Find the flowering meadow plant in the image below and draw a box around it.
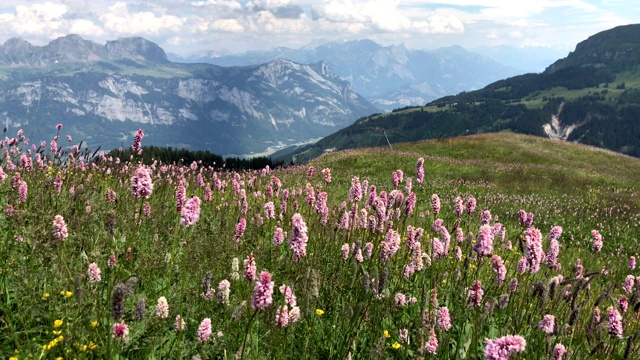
[0,129,639,358]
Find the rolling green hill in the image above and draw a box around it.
[277,24,640,163]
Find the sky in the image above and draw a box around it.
[0,0,637,57]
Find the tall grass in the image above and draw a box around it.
[1,129,639,359]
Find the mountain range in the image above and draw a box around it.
[0,35,377,156]
[168,40,522,110]
[276,24,640,162]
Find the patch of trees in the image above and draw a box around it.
[110,145,284,170]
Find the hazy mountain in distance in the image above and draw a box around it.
[472,45,569,73]
[168,39,523,110]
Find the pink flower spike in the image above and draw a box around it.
[251,270,274,311]
[197,318,212,342]
[87,262,101,283]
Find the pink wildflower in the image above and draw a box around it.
[416,157,425,184]
[619,295,628,313]
[467,280,484,308]
[538,314,555,334]
[244,253,256,281]
[175,315,186,331]
[481,210,492,225]
[251,270,275,311]
[275,305,289,327]
[467,196,476,214]
[108,255,117,268]
[364,242,373,258]
[279,284,297,307]
[341,243,350,261]
[404,192,416,215]
[349,176,363,202]
[395,293,406,306]
[379,229,401,262]
[234,218,247,243]
[180,196,201,227]
[623,275,635,293]
[491,255,506,285]
[525,212,534,228]
[130,166,153,199]
[155,296,169,319]
[132,129,144,152]
[454,196,465,216]
[87,262,101,283]
[474,224,494,257]
[437,307,452,331]
[197,318,212,342]
[113,321,129,342]
[175,185,186,212]
[629,256,636,270]
[272,227,285,246]
[546,239,560,267]
[591,230,603,252]
[288,213,309,261]
[484,335,526,360]
[264,201,275,219]
[306,166,314,179]
[517,257,527,274]
[425,329,438,354]
[52,215,68,240]
[552,343,567,360]
[305,183,315,206]
[18,180,27,203]
[321,167,332,183]
[524,227,545,273]
[607,306,623,338]
[431,194,441,215]
[549,226,563,241]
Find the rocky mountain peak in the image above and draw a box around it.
[105,37,168,63]
[0,35,168,67]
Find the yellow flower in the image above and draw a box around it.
[315,309,325,316]
[90,321,99,328]
[43,292,50,299]
[64,291,73,297]
[88,341,97,350]
[384,330,390,338]
[9,357,18,360]
[54,320,63,328]
[442,279,447,285]
[52,330,62,336]
[392,342,401,349]
[55,357,63,360]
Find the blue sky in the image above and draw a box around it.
[0,0,636,56]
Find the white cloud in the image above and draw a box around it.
[100,2,184,35]
[0,2,68,35]
[311,0,463,35]
[248,0,292,9]
[191,0,243,10]
[210,18,245,32]
[69,19,105,37]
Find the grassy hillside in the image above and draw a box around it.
[1,131,640,359]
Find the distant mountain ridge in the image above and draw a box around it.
[0,35,377,156]
[276,24,640,162]
[169,39,522,110]
[0,35,168,66]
